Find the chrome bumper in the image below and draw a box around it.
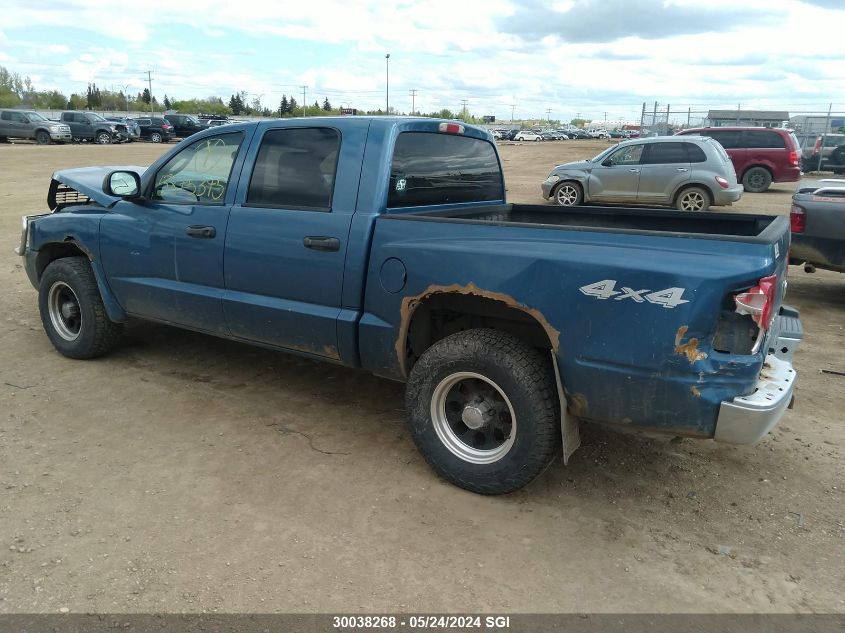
[15,213,50,256]
[714,309,802,444]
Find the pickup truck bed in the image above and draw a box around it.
[405,203,781,239]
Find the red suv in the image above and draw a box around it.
[675,127,801,192]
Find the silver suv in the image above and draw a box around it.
[541,136,742,211]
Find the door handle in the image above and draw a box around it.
[303,236,340,252]
[185,225,216,239]
[677,168,689,172]
[628,168,640,173]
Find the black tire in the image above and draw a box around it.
[0,135,8,142]
[552,181,584,206]
[742,167,772,193]
[38,257,122,359]
[150,132,162,143]
[676,186,710,211]
[95,131,112,145]
[35,130,51,145]
[405,329,560,495]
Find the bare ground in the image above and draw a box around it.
[0,140,842,614]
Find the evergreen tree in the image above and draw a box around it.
[280,95,289,114]
[288,97,298,114]
[322,97,331,111]
[163,94,172,110]
[142,88,151,105]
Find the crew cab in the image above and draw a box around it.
[59,111,123,144]
[0,109,71,144]
[16,117,802,494]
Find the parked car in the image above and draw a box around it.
[513,130,541,141]
[541,136,742,211]
[0,109,71,144]
[567,129,592,140]
[799,134,845,173]
[59,111,123,144]
[589,129,610,139]
[790,179,845,273]
[675,127,802,193]
[164,113,209,138]
[105,116,140,142]
[205,119,231,127]
[133,117,175,143]
[16,117,800,495]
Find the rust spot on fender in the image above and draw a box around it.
[690,385,701,398]
[566,392,589,417]
[396,282,561,375]
[674,325,707,363]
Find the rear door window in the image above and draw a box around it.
[246,127,340,210]
[745,131,786,149]
[684,142,707,163]
[388,132,503,208]
[640,142,688,164]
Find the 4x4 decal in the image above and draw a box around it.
[579,279,689,309]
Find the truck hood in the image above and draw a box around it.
[52,165,147,208]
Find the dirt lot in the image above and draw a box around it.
[0,139,842,614]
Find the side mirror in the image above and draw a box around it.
[103,170,142,198]
[601,159,613,167]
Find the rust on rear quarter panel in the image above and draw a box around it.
[396,282,561,375]
[674,325,708,363]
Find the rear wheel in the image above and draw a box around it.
[38,257,122,359]
[35,130,51,145]
[742,167,772,193]
[405,329,560,495]
[95,131,112,144]
[150,132,162,143]
[553,181,583,206]
[676,186,710,211]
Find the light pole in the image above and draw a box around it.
[385,53,390,114]
[120,83,131,112]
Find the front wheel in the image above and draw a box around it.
[150,132,162,143]
[96,131,112,144]
[742,167,772,193]
[405,329,560,495]
[553,181,583,206]
[38,257,122,359]
[35,130,51,145]
[676,186,710,211]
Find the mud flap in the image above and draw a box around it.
[551,351,580,464]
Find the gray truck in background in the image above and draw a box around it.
[0,109,72,144]
[59,111,124,144]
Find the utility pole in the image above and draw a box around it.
[144,70,154,114]
[409,89,418,115]
[511,100,516,124]
[301,85,307,117]
[817,103,833,172]
[385,54,390,114]
[546,108,552,122]
[460,99,468,121]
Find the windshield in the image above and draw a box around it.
[86,113,107,122]
[26,112,48,122]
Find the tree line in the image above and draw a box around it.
[1,64,504,124]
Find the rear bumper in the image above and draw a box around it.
[714,308,802,444]
[713,185,743,205]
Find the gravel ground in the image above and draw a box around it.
[0,139,842,614]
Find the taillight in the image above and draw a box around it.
[789,150,799,166]
[790,204,806,233]
[813,136,821,153]
[715,176,729,189]
[735,274,777,332]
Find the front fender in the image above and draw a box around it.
[27,212,127,323]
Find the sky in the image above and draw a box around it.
[0,0,843,123]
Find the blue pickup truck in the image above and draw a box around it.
[16,117,803,494]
